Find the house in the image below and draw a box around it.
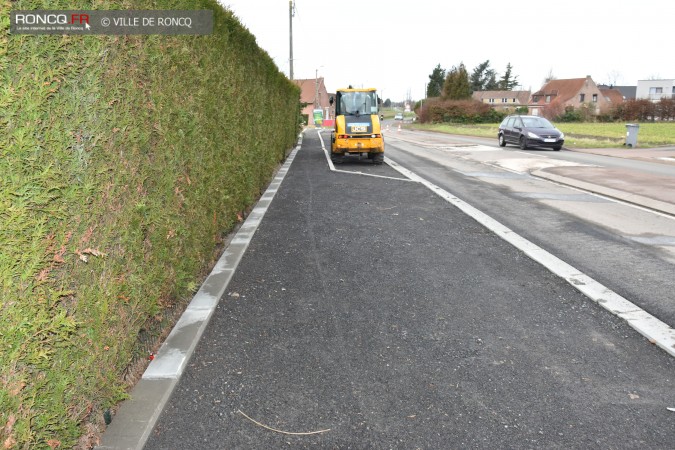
[636,79,675,101]
[598,84,636,100]
[472,90,531,110]
[529,76,612,116]
[293,77,330,126]
[598,87,625,105]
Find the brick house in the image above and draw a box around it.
[472,90,531,110]
[529,76,613,116]
[293,77,330,126]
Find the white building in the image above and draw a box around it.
[636,79,675,101]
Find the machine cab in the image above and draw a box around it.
[330,89,378,117]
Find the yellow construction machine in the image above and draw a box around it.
[329,87,384,164]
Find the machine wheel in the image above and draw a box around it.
[498,134,506,147]
[519,136,529,150]
[553,145,562,151]
[331,153,344,164]
[372,153,384,165]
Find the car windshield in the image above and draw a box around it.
[339,91,378,115]
[521,117,554,128]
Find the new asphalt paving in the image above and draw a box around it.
[99,131,675,449]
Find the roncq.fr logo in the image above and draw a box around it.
[14,13,91,27]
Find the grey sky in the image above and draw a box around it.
[220,0,674,101]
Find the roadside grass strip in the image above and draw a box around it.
[384,156,675,358]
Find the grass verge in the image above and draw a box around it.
[411,122,675,148]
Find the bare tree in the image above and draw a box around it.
[543,68,556,84]
[606,70,621,87]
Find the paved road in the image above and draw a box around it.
[97,130,675,449]
[383,130,675,330]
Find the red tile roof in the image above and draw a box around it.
[532,78,588,104]
[600,88,624,104]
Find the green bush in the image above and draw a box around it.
[418,98,506,124]
[556,106,584,122]
[1,0,300,447]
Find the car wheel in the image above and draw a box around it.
[519,136,528,150]
[498,134,506,147]
[553,145,562,151]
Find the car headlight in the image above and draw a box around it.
[559,132,565,139]
[527,131,539,139]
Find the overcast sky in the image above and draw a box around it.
[219,0,674,101]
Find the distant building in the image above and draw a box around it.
[472,90,531,110]
[529,76,613,115]
[636,79,675,101]
[293,77,330,126]
[598,87,625,105]
[598,85,636,100]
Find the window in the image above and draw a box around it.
[650,87,663,94]
[502,98,508,103]
[533,95,539,102]
[579,93,585,102]
[545,95,551,103]
[489,98,495,103]
[592,94,598,102]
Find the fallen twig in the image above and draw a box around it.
[237,410,331,436]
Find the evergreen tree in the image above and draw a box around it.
[427,64,446,98]
[485,70,499,90]
[498,62,519,90]
[442,63,472,100]
[470,60,500,92]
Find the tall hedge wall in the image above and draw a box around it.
[0,0,300,447]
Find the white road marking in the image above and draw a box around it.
[385,155,675,358]
[317,130,413,182]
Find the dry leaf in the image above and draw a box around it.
[81,248,106,257]
[628,393,640,400]
[36,268,50,282]
[4,414,16,432]
[75,249,88,262]
[4,436,17,449]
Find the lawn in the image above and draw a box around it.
[412,122,675,148]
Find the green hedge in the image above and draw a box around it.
[0,0,300,447]
[418,98,506,124]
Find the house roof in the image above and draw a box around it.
[532,78,589,104]
[599,88,624,104]
[598,85,636,100]
[472,90,531,103]
[293,78,327,105]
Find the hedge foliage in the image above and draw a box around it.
[1,0,300,447]
[418,98,506,124]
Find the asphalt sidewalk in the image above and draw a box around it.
[99,130,675,449]
[532,146,675,216]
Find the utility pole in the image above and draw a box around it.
[315,68,320,108]
[289,0,294,80]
